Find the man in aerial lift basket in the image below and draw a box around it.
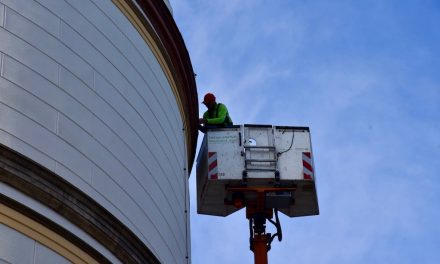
[198,92,233,133]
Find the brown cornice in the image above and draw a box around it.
[0,144,160,264]
[119,0,199,171]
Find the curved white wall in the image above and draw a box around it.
[0,223,69,264]
[0,0,189,263]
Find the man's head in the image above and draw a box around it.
[203,93,216,109]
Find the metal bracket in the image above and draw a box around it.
[242,170,248,185]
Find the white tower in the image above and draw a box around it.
[0,0,197,263]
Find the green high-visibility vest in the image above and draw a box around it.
[203,103,233,126]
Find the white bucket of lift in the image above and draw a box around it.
[196,125,319,217]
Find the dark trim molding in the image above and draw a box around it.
[0,144,160,264]
[122,0,199,171]
[0,194,109,263]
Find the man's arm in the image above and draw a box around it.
[199,111,209,125]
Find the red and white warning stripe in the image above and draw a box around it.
[208,152,218,180]
[302,152,314,180]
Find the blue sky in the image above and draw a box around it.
[171,1,440,263]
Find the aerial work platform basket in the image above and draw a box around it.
[196,124,319,218]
